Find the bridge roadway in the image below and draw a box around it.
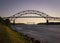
[3,16,60,21]
[11,24,60,43]
[3,16,60,18]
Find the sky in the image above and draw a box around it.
[0,0,60,24]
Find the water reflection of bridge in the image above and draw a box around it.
[3,10,60,24]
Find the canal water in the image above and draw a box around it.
[11,25,60,43]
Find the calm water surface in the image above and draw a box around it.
[11,25,60,43]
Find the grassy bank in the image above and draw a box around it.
[0,22,33,43]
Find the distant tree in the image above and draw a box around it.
[4,19,10,26]
[0,16,5,24]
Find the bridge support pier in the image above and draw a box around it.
[13,20,15,24]
[46,20,49,24]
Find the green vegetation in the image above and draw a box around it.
[0,17,32,43]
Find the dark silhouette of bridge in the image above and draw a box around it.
[3,10,60,24]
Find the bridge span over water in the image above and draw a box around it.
[3,10,60,24]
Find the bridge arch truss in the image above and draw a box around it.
[4,10,60,24]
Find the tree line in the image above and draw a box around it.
[0,16,10,26]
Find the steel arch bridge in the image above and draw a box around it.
[3,10,60,23]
